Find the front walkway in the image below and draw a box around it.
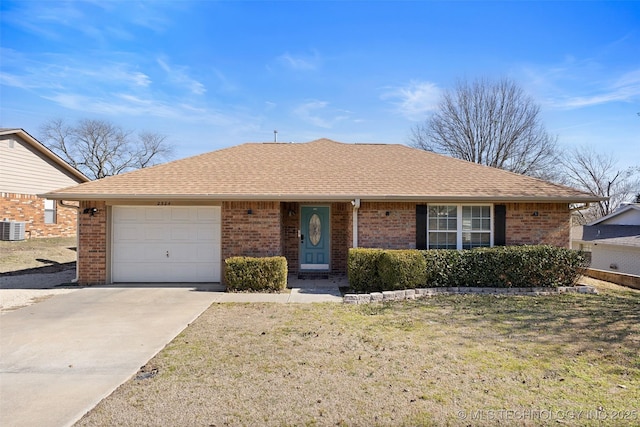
[195,275,345,303]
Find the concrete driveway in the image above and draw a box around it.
[0,284,220,427]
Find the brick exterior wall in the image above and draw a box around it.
[1,193,78,238]
[77,201,107,285]
[331,202,350,275]
[281,202,299,273]
[357,202,416,249]
[221,201,282,259]
[73,199,572,285]
[505,203,570,247]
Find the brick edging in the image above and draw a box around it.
[343,286,597,304]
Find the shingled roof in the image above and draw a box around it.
[43,138,600,202]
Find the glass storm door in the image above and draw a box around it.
[300,206,330,270]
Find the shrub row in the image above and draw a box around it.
[224,256,288,292]
[348,246,587,293]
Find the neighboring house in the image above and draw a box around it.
[0,128,89,239]
[43,138,600,285]
[572,204,640,279]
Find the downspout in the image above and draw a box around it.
[352,198,360,248]
[58,200,80,283]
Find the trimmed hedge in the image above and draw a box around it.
[378,250,427,291]
[347,248,385,292]
[348,246,588,292]
[225,256,288,292]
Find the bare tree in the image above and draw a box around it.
[559,146,639,223]
[410,77,558,178]
[40,118,173,180]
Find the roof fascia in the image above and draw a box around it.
[40,192,604,204]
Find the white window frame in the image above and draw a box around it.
[44,199,56,224]
[427,204,494,250]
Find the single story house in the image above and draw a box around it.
[572,203,640,282]
[43,138,600,285]
[1,128,89,239]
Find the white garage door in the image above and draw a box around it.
[112,206,221,283]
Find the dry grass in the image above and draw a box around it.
[76,282,639,427]
[0,237,76,274]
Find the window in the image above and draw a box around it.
[428,205,458,249]
[427,204,492,250]
[44,199,56,224]
[462,205,491,249]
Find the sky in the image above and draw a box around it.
[1,1,639,170]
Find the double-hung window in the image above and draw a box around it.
[427,204,492,250]
[44,199,56,224]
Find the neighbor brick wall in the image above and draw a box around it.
[221,201,282,260]
[1,193,78,238]
[77,200,107,285]
[505,203,570,247]
[357,202,416,249]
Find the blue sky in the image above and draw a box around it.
[1,1,638,169]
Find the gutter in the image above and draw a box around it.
[40,193,607,204]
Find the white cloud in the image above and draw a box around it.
[292,100,350,128]
[382,81,441,121]
[521,60,640,110]
[42,91,235,126]
[278,51,321,71]
[552,70,640,109]
[0,49,152,91]
[157,57,206,95]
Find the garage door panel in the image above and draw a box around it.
[144,225,167,241]
[143,208,166,221]
[170,208,193,222]
[197,207,221,222]
[169,225,199,241]
[113,225,144,241]
[113,206,142,222]
[113,243,165,262]
[112,206,221,282]
[196,227,220,242]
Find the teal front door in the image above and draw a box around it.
[300,206,330,271]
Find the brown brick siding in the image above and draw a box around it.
[331,203,350,275]
[281,202,299,273]
[358,202,416,249]
[1,193,78,238]
[73,199,573,285]
[505,203,570,247]
[77,201,107,285]
[221,201,282,259]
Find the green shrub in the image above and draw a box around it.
[422,250,463,287]
[348,246,587,291]
[425,246,587,288]
[378,250,427,290]
[499,245,588,287]
[225,256,288,292]
[347,249,385,292]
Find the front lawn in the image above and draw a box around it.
[76,281,639,426]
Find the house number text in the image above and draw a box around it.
[156,201,171,206]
